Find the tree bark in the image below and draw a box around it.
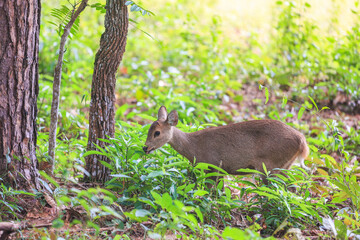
[0,0,41,190]
[85,0,128,182]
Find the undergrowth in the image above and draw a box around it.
[1,0,359,239]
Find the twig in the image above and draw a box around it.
[0,222,52,240]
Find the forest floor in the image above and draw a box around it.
[6,83,360,240]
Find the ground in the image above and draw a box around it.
[5,81,359,239]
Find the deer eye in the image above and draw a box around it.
[154,131,160,138]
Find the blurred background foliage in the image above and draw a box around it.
[38,0,360,123]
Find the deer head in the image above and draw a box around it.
[143,106,178,154]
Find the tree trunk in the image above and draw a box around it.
[85,0,128,182]
[0,0,41,190]
[48,0,88,172]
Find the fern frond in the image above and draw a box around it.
[49,2,82,37]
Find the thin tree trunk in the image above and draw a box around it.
[85,0,128,182]
[0,0,41,190]
[48,0,88,172]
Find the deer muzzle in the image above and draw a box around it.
[143,146,154,154]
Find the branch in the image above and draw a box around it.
[0,222,52,240]
[48,0,89,171]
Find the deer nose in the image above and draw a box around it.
[143,146,148,152]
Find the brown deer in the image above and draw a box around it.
[143,106,309,182]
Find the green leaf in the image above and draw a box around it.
[194,162,210,170]
[195,162,228,174]
[193,190,209,197]
[146,170,170,180]
[184,184,195,193]
[265,87,269,104]
[49,4,82,37]
[297,107,305,120]
[331,181,352,196]
[111,174,131,178]
[222,227,246,239]
[334,219,347,240]
[254,190,278,199]
[100,206,125,220]
[152,192,173,210]
[38,178,53,194]
[282,96,288,108]
[236,168,264,176]
[99,160,114,170]
[150,191,162,204]
[320,106,330,111]
[217,179,224,190]
[82,150,107,157]
[138,197,157,209]
[195,207,204,223]
[135,209,151,218]
[113,235,121,240]
[262,163,268,175]
[39,171,60,188]
[308,96,318,111]
[296,203,311,215]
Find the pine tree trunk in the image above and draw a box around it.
[0,0,41,190]
[85,0,128,182]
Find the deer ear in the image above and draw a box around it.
[167,110,178,126]
[158,106,167,121]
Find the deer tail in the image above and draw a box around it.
[299,136,310,171]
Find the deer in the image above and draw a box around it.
[143,106,309,184]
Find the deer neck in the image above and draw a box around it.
[168,127,195,162]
